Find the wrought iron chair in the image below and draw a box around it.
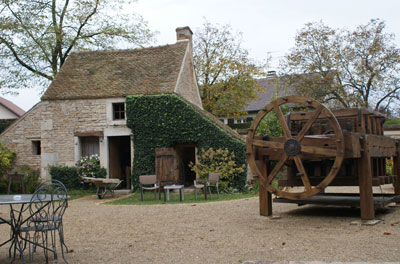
[193,178,207,200]
[34,180,69,256]
[206,173,220,199]
[20,179,69,263]
[139,175,160,201]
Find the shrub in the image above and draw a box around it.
[94,167,107,178]
[21,166,40,193]
[76,154,106,179]
[0,166,40,194]
[49,165,81,189]
[189,148,245,191]
[0,142,16,175]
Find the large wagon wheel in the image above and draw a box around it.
[246,96,345,199]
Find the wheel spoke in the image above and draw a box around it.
[293,156,312,192]
[296,105,323,141]
[266,154,288,185]
[274,104,291,139]
[250,139,284,149]
[301,145,337,157]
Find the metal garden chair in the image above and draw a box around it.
[20,179,69,263]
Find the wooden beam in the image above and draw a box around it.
[394,142,400,195]
[365,135,397,157]
[278,177,382,187]
[357,137,375,220]
[256,158,272,216]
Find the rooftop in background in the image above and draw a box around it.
[245,75,291,113]
[0,97,25,118]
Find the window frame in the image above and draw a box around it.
[112,102,125,120]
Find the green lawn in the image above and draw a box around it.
[106,190,258,205]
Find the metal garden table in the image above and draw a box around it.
[0,194,67,262]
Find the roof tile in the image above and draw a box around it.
[42,42,188,100]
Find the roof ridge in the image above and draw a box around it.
[73,41,187,56]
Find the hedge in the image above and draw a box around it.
[49,165,81,189]
[126,94,247,191]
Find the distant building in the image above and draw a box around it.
[0,97,25,133]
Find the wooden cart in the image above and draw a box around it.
[246,96,400,220]
[83,177,122,199]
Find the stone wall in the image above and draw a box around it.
[0,103,44,170]
[0,98,130,178]
[174,41,203,109]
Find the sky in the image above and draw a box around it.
[4,0,400,111]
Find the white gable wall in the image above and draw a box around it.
[0,104,19,119]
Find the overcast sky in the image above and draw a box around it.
[5,0,400,111]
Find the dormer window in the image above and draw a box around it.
[112,103,125,120]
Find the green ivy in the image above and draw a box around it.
[126,94,247,191]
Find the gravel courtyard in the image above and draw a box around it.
[1,189,400,264]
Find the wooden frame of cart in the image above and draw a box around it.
[246,96,400,220]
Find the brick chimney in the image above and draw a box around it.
[176,26,193,42]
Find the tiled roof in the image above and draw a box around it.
[42,42,188,100]
[0,97,25,117]
[245,76,294,112]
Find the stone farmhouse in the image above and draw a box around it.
[0,27,203,188]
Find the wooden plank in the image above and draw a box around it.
[155,148,178,183]
[357,137,375,220]
[274,193,400,208]
[378,176,385,185]
[360,112,367,134]
[74,131,104,137]
[255,132,361,158]
[289,108,363,121]
[365,135,397,157]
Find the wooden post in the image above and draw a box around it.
[393,141,400,195]
[357,135,375,220]
[256,157,272,216]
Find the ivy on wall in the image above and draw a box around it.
[126,94,246,190]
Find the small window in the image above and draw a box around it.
[112,103,125,120]
[32,140,41,155]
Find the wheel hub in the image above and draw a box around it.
[284,138,301,156]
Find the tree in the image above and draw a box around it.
[0,0,153,93]
[193,20,266,118]
[281,19,400,113]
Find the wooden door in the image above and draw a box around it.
[155,148,178,183]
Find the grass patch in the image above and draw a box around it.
[67,189,96,200]
[106,190,258,205]
[385,118,400,125]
